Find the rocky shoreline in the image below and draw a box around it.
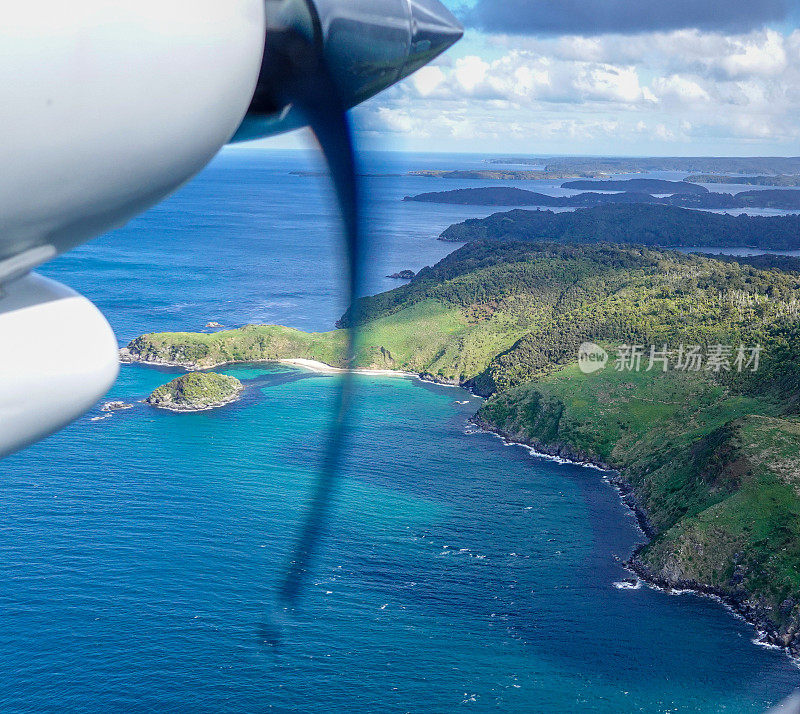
[627,556,800,659]
[469,414,800,662]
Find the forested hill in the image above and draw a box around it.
[441,204,800,250]
[127,243,800,652]
[406,186,800,210]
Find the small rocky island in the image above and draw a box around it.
[146,372,243,412]
[387,270,416,279]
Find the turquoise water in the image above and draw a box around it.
[3,363,799,711]
[2,150,800,711]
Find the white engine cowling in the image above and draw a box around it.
[0,0,267,271]
[0,1,267,456]
[0,273,119,458]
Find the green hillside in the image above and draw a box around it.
[125,242,800,652]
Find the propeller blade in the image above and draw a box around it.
[254,28,364,642]
[277,79,363,609]
[768,693,800,714]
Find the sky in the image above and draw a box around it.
[252,0,800,156]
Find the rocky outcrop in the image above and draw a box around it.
[146,372,243,412]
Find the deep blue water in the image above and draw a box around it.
[2,150,800,712]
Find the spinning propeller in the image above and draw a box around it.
[238,0,462,632]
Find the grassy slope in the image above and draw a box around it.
[478,363,800,646]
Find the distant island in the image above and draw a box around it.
[686,175,800,186]
[487,156,800,175]
[409,169,604,180]
[124,241,800,655]
[406,187,660,207]
[561,178,708,194]
[145,372,243,412]
[440,204,800,249]
[406,185,800,210]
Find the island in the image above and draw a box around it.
[100,401,134,412]
[439,203,800,249]
[145,372,243,412]
[405,187,657,207]
[561,178,708,194]
[686,174,800,187]
[409,169,605,180]
[387,270,416,279]
[124,238,800,656]
[405,187,800,211]
[487,156,800,175]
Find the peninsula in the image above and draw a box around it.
[439,204,800,249]
[124,241,800,656]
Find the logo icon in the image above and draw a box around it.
[578,342,608,374]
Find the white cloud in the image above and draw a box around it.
[652,74,711,104]
[411,66,445,97]
[719,30,787,78]
[454,56,490,93]
[355,25,800,153]
[655,123,675,140]
[572,64,649,103]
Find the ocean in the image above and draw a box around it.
[2,149,799,712]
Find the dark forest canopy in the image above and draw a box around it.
[440,204,800,250]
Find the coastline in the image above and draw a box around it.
[278,358,417,378]
[468,414,800,662]
[120,350,418,379]
[148,393,242,413]
[123,347,800,662]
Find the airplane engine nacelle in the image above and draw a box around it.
[0,274,119,458]
[0,0,268,277]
